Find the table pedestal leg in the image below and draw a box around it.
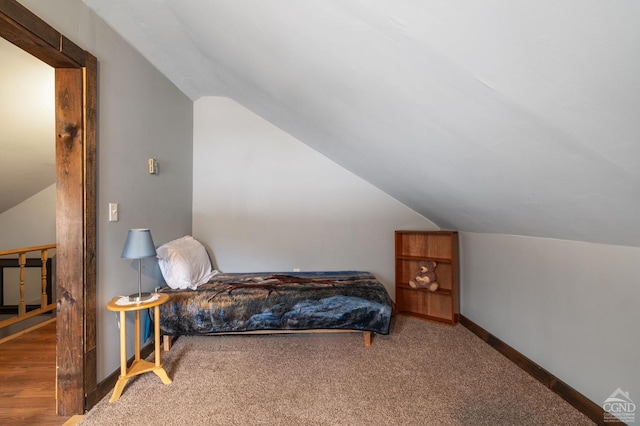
[109,304,172,403]
[110,311,129,402]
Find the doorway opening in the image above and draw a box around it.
[0,1,98,415]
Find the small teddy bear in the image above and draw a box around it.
[408,261,439,292]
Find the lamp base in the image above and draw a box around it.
[128,292,153,303]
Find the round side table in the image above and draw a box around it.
[106,293,172,402]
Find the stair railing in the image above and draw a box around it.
[0,244,56,329]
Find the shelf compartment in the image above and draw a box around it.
[396,259,453,292]
[396,287,455,324]
[396,231,455,259]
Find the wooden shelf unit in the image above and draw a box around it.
[395,230,459,325]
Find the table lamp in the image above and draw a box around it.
[121,228,156,302]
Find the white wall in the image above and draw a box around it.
[21,0,194,380]
[193,97,436,297]
[0,184,56,250]
[460,231,640,409]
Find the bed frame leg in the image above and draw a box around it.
[163,335,172,352]
[363,331,372,347]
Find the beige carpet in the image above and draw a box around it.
[81,316,593,425]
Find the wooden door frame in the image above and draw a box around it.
[0,0,97,415]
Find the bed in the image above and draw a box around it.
[154,237,392,348]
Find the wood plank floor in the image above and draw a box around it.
[0,320,71,426]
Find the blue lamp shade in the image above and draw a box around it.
[121,229,156,259]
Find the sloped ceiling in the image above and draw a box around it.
[82,0,640,247]
[0,37,55,214]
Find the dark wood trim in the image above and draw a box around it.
[83,52,99,403]
[0,0,98,416]
[60,35,87,66]
[55,67,86,415]
[0,0,59,45]
[459,315,624,426]
[0,0,83,67]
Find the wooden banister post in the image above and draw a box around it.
[18,252,26,316]
[41,249,49,308]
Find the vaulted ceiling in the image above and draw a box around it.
[82,0,640,247]
[0,37,54,214]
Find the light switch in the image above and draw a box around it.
[109,203,119,222]
[148,158,158,174]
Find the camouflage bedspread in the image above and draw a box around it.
[158,271,392,335]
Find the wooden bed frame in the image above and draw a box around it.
[162,329,372,351]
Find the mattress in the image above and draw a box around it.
[158,271,392,336]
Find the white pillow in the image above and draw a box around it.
[156,236,218,290]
